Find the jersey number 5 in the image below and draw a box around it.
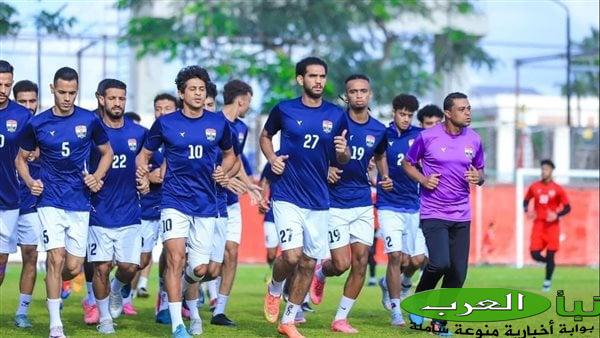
[61,141,70,157]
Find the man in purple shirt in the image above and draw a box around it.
[402,92,484,333]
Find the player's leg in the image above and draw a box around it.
[61,210,89,282]
[542,224,560,292]
[212,203,242,325]
[14,212,40,328]
[265,201,304,324]
[160,209,190,335]
[399,213,426,299]
[138,219,158,297]
[264,221,279,270]
[377,209,404,323]
[87,225,116,333]
[109,225,142,319]
[440,221,470,288]
[367,235,377,286]
[155,247,171,324]
[415,219,451,292]
[137,260,152,297]
[82,258,98,324]
[312,207,351,304]
[0,209,20,285]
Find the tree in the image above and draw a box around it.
[118,0,495,112]
[0,3,21,37]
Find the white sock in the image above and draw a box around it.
[138,276,148,290]
[281,301,300,324]
[402,274,412,286]
[123,289,132,305]
[85,282,96,305]
[168,302,184,332]
[16,293,32,316]
[185,299,200,320]
[111,277,125,294]
[158,290,169,312]
[315,265,326,281]
[47,298,62,328]
[207,279,219,301]
[390,298,401,315]
[303,292,310,304]
[96,296,111,321]
[334,296,356,321]
[268,279,284,297]
[213,293,229,315]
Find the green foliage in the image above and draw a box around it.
[0,3,21,37]
[119,0,495,112]
[563,27,599,98]
[34,5,77,37]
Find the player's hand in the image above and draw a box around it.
[421,173,441,190]
[84,173,103,193]
[28,179,44,196]
[334,129,348,155]
[213,165,229,187]
[328,167,343,184]
[465,165,480,185]
[136,164,149,180]
[270,154,289,175]
[378,175,393,191]
[247,184,264,205]
[136,176,150,194]
[258,199,270,214]
[227,177,247,195]
[526,210,536,220]
[546,211,558,222]
[27,148,40,162]
[148,168,163,184]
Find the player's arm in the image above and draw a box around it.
[402,134,440,190]
[260,105,288,175]
[136,148,154,178]
[374,152,393,191]
[334,129,350,164]
[213,147,236,187]
[235,163,263,204]
[15,148,44,196]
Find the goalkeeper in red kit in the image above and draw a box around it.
[523,159,571,292]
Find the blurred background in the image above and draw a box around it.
[1,0,598,267]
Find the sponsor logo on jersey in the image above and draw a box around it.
[75,125,87,138]
[205,128,217,141]
[365,135,375,147]
[322,120,333,133]
[408,138,414,147]
[128,138,138,151]
[464,146,474,159]
[6,119,17,132]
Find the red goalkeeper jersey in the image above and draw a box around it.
[525,180,569,222]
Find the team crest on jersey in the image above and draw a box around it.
[365,135,375,147]
[75,125,87,138]
[408,139,414,147]
[205,128,217,141]
[128,138,138,151]
[6,119,17,132]
[464,146,474,159]
[322,120,333,133]
[238,132,245,144]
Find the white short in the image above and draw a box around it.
[37,207,89,257]
[328,206,374,250]
[211,217,227,264]
[17,212,42,246]
[272,200,329,259]
[377,209,409,254]
[140,219,160,253]
[401,213,428,257]
[225,203,242,244]
[87,225,142,265]
[0,209,20,254]
[160,208,222,267]
[263,221,278,249]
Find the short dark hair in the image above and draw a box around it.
[0,60,14,74]
[541,159,555,169]
[417,104,444,123]
[97,79,126,96]
[13,80,38,98]
[443,92,468,111]
[124,111,141,123]
[223,80,253,105]
[206,82,217,99]
[296,57,328,77]
[344,74,370,84]
[392,94,419,112]
[153,93,178,106]
[175,65,211,92]
[53,67,79,84]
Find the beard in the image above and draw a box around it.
[105,108,123,120]
[304,85,323,99]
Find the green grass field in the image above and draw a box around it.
[1,264,598,337]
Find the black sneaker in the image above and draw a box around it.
[136,287,149,298]
[301,302,315,313]
[211,313,236,326]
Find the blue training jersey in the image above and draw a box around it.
[140,148,163,221]
[144,109,233,217]
[329,113,387,209]
[19,160,40,215]
[226,118,249,206]
[260,162,275,223]
[0,100,31,210]
[90,118,147,228]
[19,106,109,212]
[264,97,348,210]
[376,123,422,212]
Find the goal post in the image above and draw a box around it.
[515,168,600,268]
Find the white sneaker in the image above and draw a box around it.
[109,288,123,319]
[49,326,66,338]
[391,312,406,326]
[97,319,116,334]
[378,277,392,311]
[188,318,203,335]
